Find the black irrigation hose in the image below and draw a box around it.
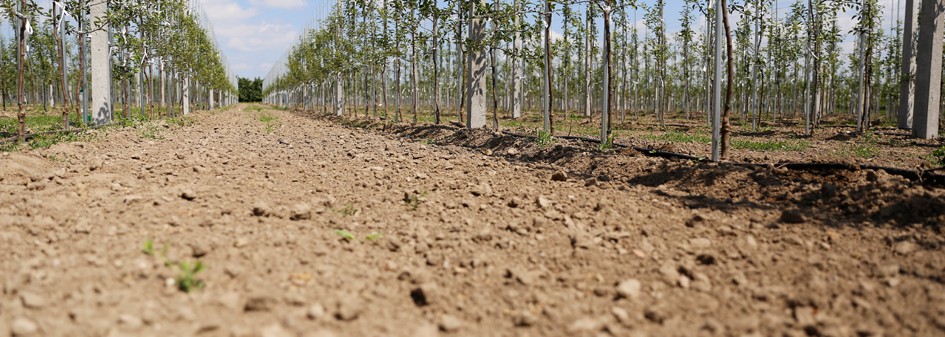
[497,130,945,188]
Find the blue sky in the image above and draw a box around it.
[0,0,906,80]
[208,0,903,80]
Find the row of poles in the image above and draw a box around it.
[9,0,238,142]
[260,0,943,163]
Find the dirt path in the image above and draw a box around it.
[1,104,943,337]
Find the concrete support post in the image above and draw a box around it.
[914,0,944,139]
[90,0,110,125]
[465,2,487,129]
[334,75,344,116]
[899,0,918,129]
[182,77,190,115]
[511,0,522,119]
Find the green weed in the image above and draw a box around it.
[535,129,554,148]
[175,260,205,293]
[365,233,383,241]
[333,203,358,217]
[259,112,280,133]
[929,145,945,167]
[334,229,356,241]
[642,131,711,144]
[732,139,810,151]
[403,191,428,210]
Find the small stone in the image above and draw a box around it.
[410,283,438,306]
[438,315,462,332]
[506,197,521,208]
[659,263,680,285]
[74,219,92,234]
[793,306,817,326]
[611,307,630,324]
[303,329,339,337]
[335,296,363,321]
[567,317,603,333]
[118,314,143,329]
[180,189,197,201]
[252,202,271,217]
[685,214,706,227]
[290,203,312,221]
[689,238,712,249]
[616,279,642,299]
[11,317,38,336]
[780,210,805,224]
[20,292,45,309]
[260,323,294,337]
[512,311,538,327]
[536,196,552,209]
[413,324,439,337]
[189,242,210,258]
[551,171,568,182]
[894,241,917,255]
[244,296,275,312]
[306,303,326,320]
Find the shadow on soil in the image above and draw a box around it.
[296,110,945,230]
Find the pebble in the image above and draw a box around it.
[893,241,917,255]
[19,292,45,309]
[410,283,438,306]
[180,188,197,201]
[567,317,603,333]
[536,195,552,209]
[780,210,805,224]
[413,324,439,337]
[260,323,294,337]
[118,314,143,329]
[689,238,712,249]
[335,296,363,321]
[438,315,462,332]
[616,279,642,299]
[306,303,326,320]
[302,330,339,337]
[611,307,630,324]
[512,311,538,327]
[290,203,312,221]
[659,264,680,285]
[11,317,38,336]
[551,171,568,181]
[244,296,275,312]
[252,202,271,216]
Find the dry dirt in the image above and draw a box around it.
[1,104,944,337]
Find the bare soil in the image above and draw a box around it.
[1,104,944,337]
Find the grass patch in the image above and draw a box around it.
[732,139,810,151]
[642,131,711,144]
[928,145,945,167]
[258,112,280,133]
[535,129,554,148]
[175,260,205,293]
[333,203,358,217]
[836,132,881,159]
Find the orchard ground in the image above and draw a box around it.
[0,103,944,337]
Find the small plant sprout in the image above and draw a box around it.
[365,233,383,241]
[403,191,428,210]
[142,239,155,255]
[335,229,356,241]
[333,203,358,217]
[176,260,206,293]
[535,129,554,148]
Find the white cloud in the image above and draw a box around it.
[202,0,258,22]
[249,0,307,9]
